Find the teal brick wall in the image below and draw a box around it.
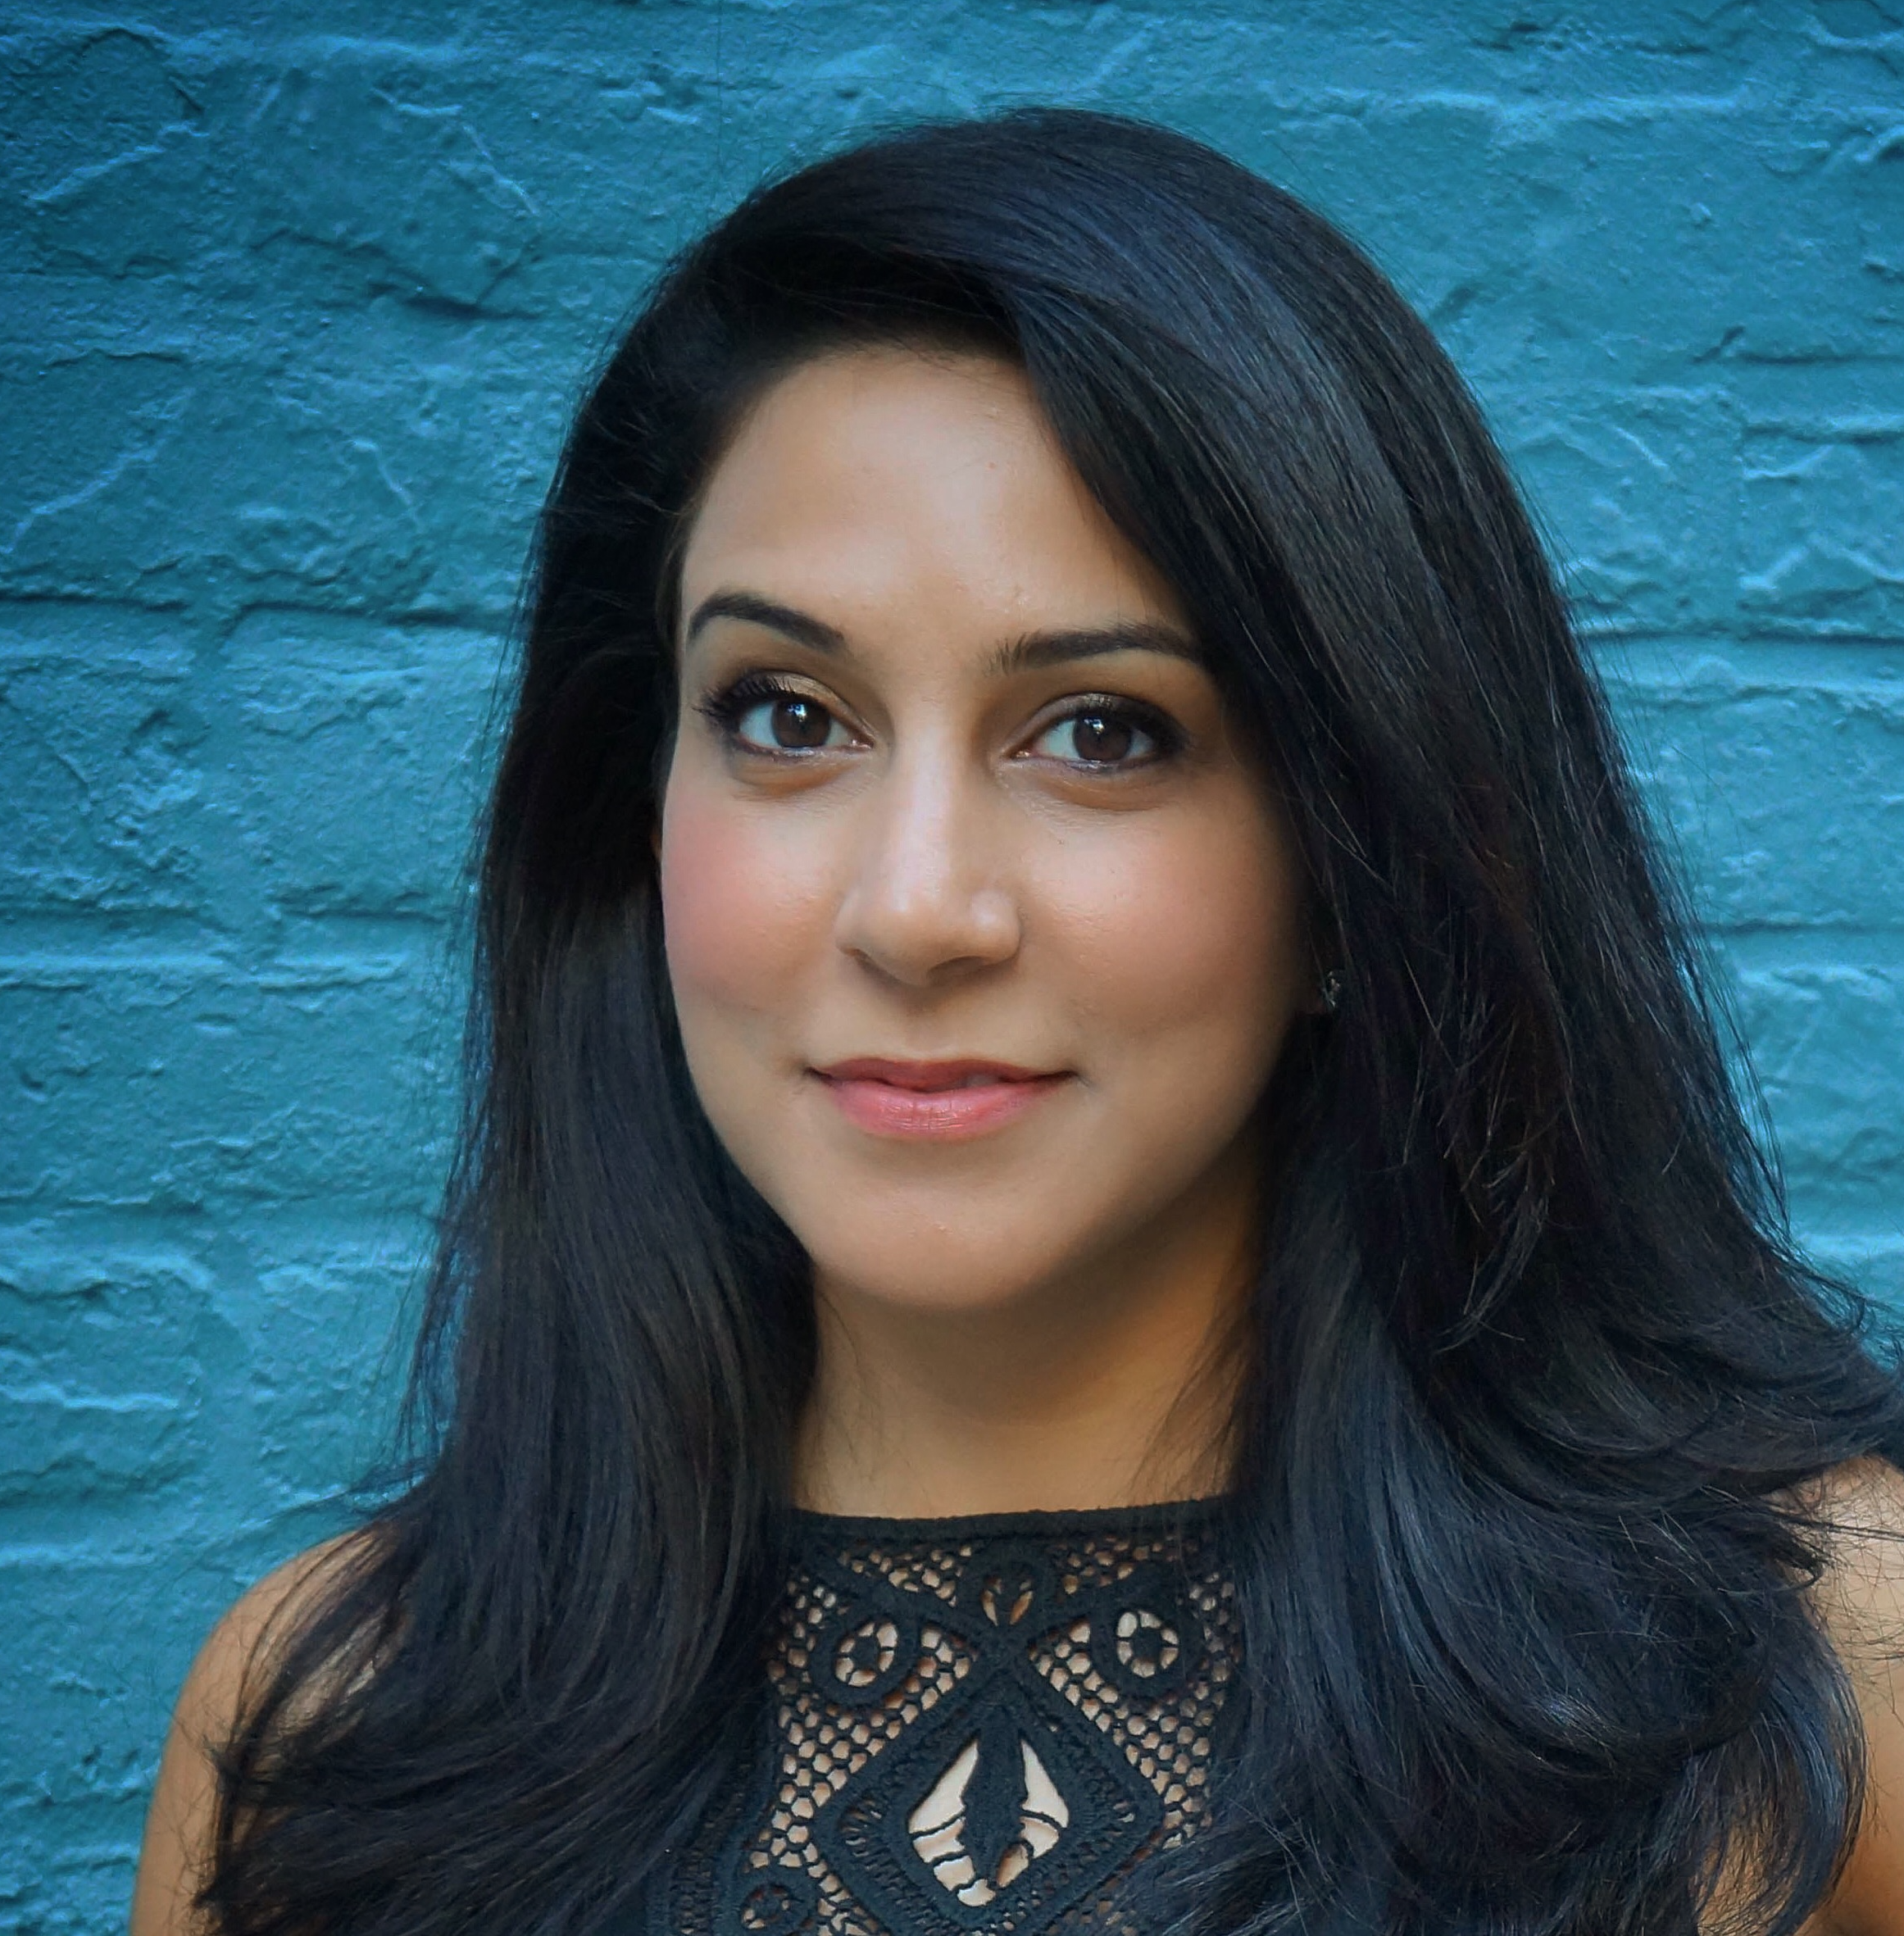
[2,3,1900,1925]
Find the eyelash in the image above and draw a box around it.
[697,675,1184,770]
[1029,694,1184,768]
[696,674,845,750]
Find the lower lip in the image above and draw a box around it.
[816,1073,1068,1141]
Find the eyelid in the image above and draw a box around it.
[1014,691,1184,762]
[708,668,845,709]
[697,669,868,754]
[698,671,1186,766]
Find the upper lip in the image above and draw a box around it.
[813,1057,1062,1092]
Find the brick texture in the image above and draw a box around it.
[2,3,1901,1925]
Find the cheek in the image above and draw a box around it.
[1042,805,1304,1054]
[658,781,832,1023]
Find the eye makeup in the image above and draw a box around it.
[697,671,861,755]
[696,669,1188,774]
[1017,693,1183,770]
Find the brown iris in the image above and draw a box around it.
[1068,712,1133,763]
[770,696,833,748]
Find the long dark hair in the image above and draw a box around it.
[207,109,1903,1936]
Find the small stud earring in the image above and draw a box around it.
[1319,967,1344,1016]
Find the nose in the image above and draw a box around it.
[833,753,1021,988]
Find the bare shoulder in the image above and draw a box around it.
[1799,1457,1904,1936]
[129,1534,375,1936]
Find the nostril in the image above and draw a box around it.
[833,870,1021,986]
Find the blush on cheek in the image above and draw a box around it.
[1040,814,1303,1044]
[658,787,829,1016]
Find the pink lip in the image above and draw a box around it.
[811,1058,1069,1142]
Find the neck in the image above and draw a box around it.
[793,1161,1257,1519]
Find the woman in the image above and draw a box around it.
[133,110,1904,1936]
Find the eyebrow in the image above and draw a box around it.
[985,620,1202,677]
[684,591,846,654]
[684,589,1202,673]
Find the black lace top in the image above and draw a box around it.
[655,1502,1237,1936]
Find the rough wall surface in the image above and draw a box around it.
[1,2,1901,1924]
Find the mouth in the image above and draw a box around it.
[810,1058,1070,1141]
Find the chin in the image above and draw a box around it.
[803,1220,1091,1317]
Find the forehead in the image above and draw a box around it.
[677,344,1188,643]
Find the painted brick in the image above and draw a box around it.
[0,339,568,622]
[1605,645,1904,932]
[1,1548,226,1936]
[1741,416,1904,635]
[1734,963,1904,1225]
[1500,389,1742,634]
[244,59,541,311]
[4,6,1902,1926]
[0,1243,211,1407]
[239,1245,409,1505]
[225,613,497,919]
[1,348,438,620]
[0,957,453,1214]
[1814,1235,1904,1315]
[1221,92,1904,390]
[0,620,209,918]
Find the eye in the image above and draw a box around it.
[1027,702,1168,769]
[704,678,857,755]
[734,693,848,752]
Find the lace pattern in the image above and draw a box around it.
[656,1504,1236,1935]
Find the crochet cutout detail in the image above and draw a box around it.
[656,1504,1235,1935]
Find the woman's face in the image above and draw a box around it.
[662,346,1311,1316]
